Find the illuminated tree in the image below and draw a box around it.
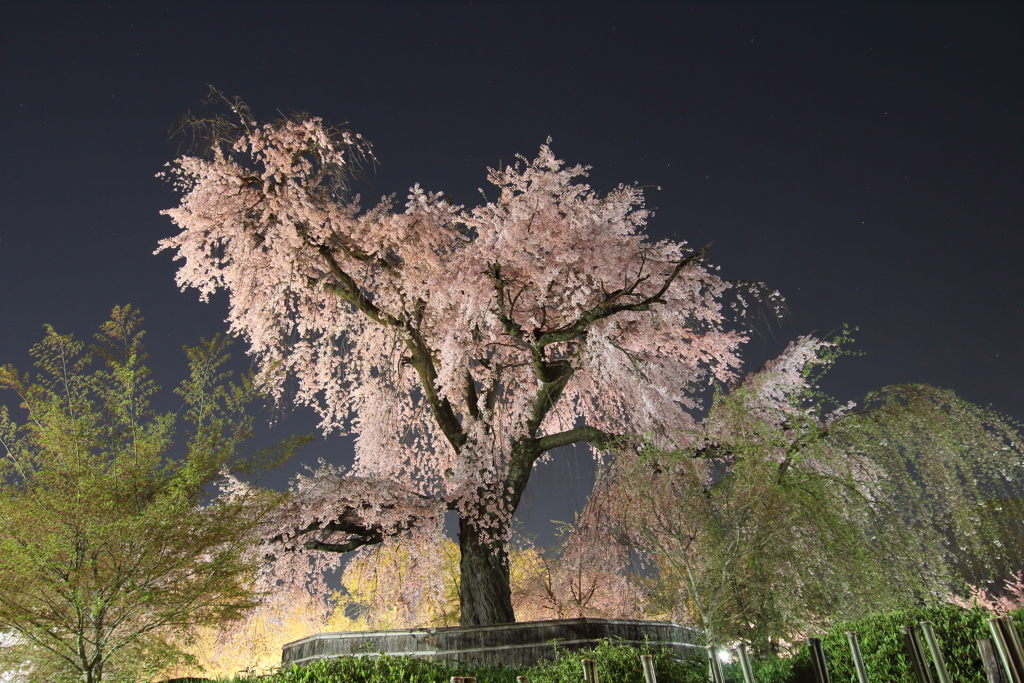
[158,101,766,625]
[0,307,303,682]
[510,521,646,622]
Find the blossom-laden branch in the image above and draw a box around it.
[268,513,386,554]
[259,471,447,558]
[534,244,711,349]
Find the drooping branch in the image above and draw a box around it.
[465,369,481,420]
[311,240,467,453]
[487,263,526,341]
[329,235,401,278]
[267,516,381,552]
[265,503,435,556]
[303,537,380,554]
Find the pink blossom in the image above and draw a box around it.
[159,117,756,621]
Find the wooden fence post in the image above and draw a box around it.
[979,638,1006,683]
[582,658,599,683]
[846,632,870,683]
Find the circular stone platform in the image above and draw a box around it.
[281,617,701,669]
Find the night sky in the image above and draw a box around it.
[1,2,1021,544]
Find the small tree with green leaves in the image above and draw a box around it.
[0,306,307,683]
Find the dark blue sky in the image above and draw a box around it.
[1,2,1021,543]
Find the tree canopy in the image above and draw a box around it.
[589,333,1024,651]
[159,101,1021,632]
[0,306,305,682]
[159,102,772,624]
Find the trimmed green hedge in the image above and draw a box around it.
[214,640,706,683]
[239,655,516,683]
[526,639,706,683]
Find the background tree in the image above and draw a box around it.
[159,102,770,625]
[596,334,1024,653]
[169,528,643,681]
[0,306,305,683]
[510,519,646,622]
[335,536,462,630]
[327,530,643,630]
[168,579,338,680]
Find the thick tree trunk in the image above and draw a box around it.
[458,516,515,625]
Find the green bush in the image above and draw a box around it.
[730,604,1002,683]
[527,639,705,683]
[816,604,994,683]
[217,638,705,683]
[247,655,516,683]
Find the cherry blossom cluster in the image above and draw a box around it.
[159,115,753,583]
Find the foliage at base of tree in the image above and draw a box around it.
[187,639,705,683]
[172,606,1024,683]
[235,655,519,683]
[525,639,704,683]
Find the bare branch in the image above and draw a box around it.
[536,425,620,453]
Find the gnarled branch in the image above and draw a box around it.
[536,425,620,453]
[535,244,711,348]
[315,245,400,327]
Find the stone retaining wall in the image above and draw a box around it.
[281,618,701,669]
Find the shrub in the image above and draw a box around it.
[252,656,517,683]
[526,639,705,683]
[730,604,1000,683]
[225,638,706,683]
[212,604,1024,683]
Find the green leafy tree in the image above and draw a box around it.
[599,332,1024,653]
[0,306,307,683]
